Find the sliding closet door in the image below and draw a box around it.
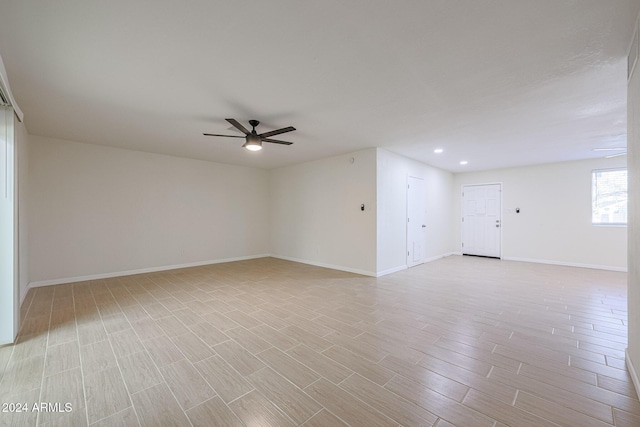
[0,106,18,344]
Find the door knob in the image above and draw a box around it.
[422,225,426,228]
[496,224,500,227]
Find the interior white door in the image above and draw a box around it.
[407,176,427,267]
[462,184,501,258]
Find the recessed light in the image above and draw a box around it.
[459,160,468,165]
[434,148,443,154]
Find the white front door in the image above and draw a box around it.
[462,184,501,258]
[407,176,427,267]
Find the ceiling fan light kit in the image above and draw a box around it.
[204,118,296,151]
[242,133,263,151]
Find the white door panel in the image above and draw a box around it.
[462,184,501,258]
[407,176,427,267]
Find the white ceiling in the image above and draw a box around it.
[0,1,638,172]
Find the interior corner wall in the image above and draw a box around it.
[268,148,377,276]
[453,157,628,270]
[376,149,455,275]
[627,25,640,393]
[28,135,270,285]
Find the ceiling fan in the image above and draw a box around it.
[204,119,296,151]
[593,147,627,158]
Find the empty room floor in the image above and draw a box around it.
[0,255,638,426]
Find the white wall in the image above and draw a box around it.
[453,157,628,270]
[377,149,455,275]
[269,148,377,276]
[24,127,629,290]
[627,19,640,393]
[28,136,270,284]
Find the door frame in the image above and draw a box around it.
[460,182,503,259]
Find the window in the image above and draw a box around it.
[592,168,627,225]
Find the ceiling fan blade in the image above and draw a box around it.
[605,152,627,158]
[203,133,245,138]
[263,138,293,145]
[258,126,296,139]
[226,118,250,135]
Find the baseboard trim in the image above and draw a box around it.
[377,252,457,277]
[270,255,377,277]
[501,256,627,272]
[425,252,456,263]
[626,348,640,396]
[376,265,408,277]
[27,254,271,289]
[29,252,615,293]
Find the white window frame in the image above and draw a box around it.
[591,168,628,226]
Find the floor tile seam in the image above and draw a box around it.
[42,357,87,380]
[157,357,219,411]
[71,290,91,427]
[373,369,447,422]
[287,343,361,384]
[414,350,494,383]
[309,406,355,427]
[419,340,498,373]
[79,289,137,423]
[488,369,620,421]
[576,340,629,356]
[19,291,37,328]
[519,369,640,413]
[394,379,494,427]
[570,354,631,372]
[194,352,257,397]
[223,387,257,407]
[0,340,18,388]
[240,385,304,427]
[495,342,598,367]
[86,405,139,427]
[461,388,564,427]
[30,294,57,427]
[0,384,41,404]
[513,389,616,426]
[101,324,146,427]
[556,331,629,347]
[304,377,399,427]
[297,407,326,427]
[385,361,482,404]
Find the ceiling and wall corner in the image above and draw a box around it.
[0,1,638,172]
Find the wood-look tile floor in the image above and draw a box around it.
[1,255,638,426]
